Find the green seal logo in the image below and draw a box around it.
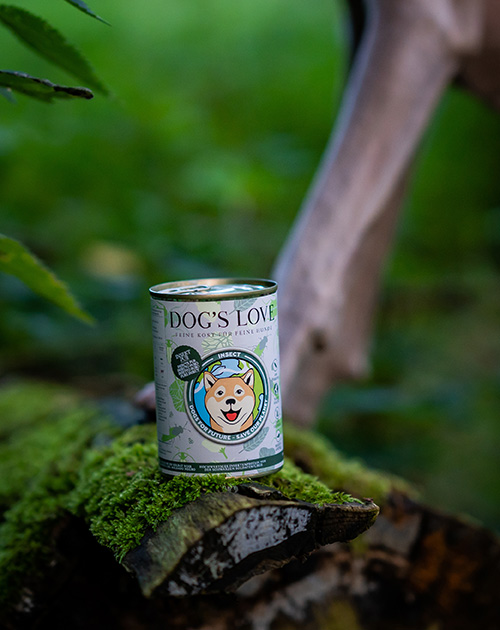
[171,345,202,381]
[184,349,269,444]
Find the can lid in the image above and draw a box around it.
[149,278,277,301]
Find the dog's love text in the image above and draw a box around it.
[165,304,276,330]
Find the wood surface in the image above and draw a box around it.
[122,483,378,598]
[6,489,498,630]
[274,0,500,426]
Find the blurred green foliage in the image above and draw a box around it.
[0,0,346,376]
[319,90,500,530]
[0,0,499,529]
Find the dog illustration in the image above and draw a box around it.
[203,369,255,434]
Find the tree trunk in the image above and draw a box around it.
[273,0,485,427]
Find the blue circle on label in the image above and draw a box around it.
[185,349,269,444]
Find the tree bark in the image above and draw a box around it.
[273,0,484,427]
[6,491,498,630]
[459,0,500,110]
[123,483,378,598]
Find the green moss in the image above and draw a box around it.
[0,380,116,512]
[69,424,359,562]
[264,458,359,507]
[284,423,413,504]
[0,472,71,607]
[0,381,398,612]
[0,380,79,439]
[0,381,117,608]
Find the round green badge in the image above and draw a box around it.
[171,345,202,382]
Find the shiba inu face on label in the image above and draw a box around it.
[203,369,255,434]
[184,350,270,444]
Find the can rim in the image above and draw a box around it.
[149,277,277,301]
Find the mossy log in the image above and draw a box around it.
[0,382,378,628]
[1,382,499,630]
[123,483,378,598]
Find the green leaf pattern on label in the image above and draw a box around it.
[202,439,221,453]
[169,379,185,412]
[233,297,257,312]
[259,447,275,457]
[202,439,229,459]
[196,301,220,317]
[240,427,269,452]
[201,333,233,353]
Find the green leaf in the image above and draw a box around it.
[233,297,257,312]
[259,447,275,457]
[0,234,94,324]
[169,379,186,412]
[240,427,269,452]
[63,0,110,25]
[0,5,107,94]
[0,69,93,102]
[0,85,16,102]
[202,439,221,454]
[201,333,234,354]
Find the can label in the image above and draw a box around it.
[150,281,283,477]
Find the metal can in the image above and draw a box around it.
[149,278,284,478]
